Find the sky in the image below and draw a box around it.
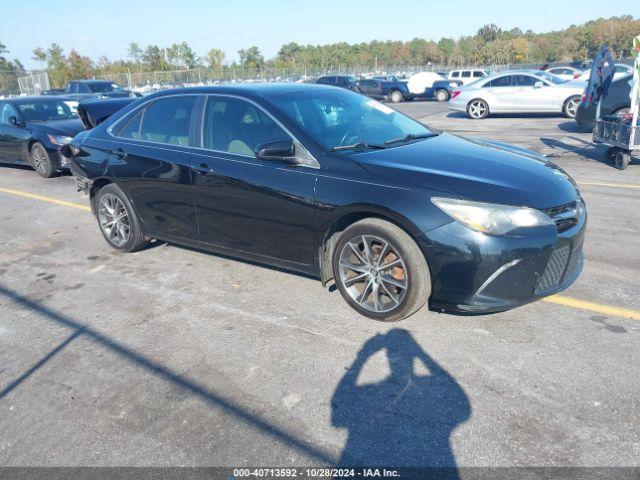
[2,0,639,69]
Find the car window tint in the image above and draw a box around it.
[202,96,290,156]
[486,76,512,87]
[451,72,459,78]
[116,110,144,140]
[473,71,484,77]
[137,96,196,146]
[515,75,537,86]
[461,71,471,78]
[0,103,19,123]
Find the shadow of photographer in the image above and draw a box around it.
[332,329,470,474]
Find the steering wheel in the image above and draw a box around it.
[338,125,365,146]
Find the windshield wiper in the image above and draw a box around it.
[384,132,439,145]
[330,142,387,152]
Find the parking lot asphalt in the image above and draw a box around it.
[1,101,639,469]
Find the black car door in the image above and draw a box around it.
[190,95,317,265]
[0,102,26,162]
[107,94,199,240]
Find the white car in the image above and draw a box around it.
[546,66,583,82]
[575,63,633,82]
[449,70,586,119]
[448,69,487,85]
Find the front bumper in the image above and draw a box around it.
[419,209,587,314]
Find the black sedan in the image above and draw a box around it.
[575,74,632,131]
[0,96,85,177]
[65,84,586,321]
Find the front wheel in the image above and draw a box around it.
[563,95,581,118]
[95,183,150,252]
[332,219,431,321]
[30,142,56,178]
[467,99,489,119]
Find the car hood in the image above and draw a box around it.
[27,118,85,137]
[352,132,579,209]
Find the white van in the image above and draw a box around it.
[448,69,487,85]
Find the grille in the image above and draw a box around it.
[543,201,581,233]
[535,246,570,293]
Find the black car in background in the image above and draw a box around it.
[64,80,137,101]
[65,84,585,321]
[575,74,632,130]
[0,96,84,177]
[315,76,358,91]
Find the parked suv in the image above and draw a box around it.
[315,76,357,91]
[448,69,487,85]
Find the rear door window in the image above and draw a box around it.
[473,71,485,78]
[461,71,471,78]
[119,96,196,146]
[514,75,537,87]
[485,76,513,88]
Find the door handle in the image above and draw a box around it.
[109,148,127,159]
[192,162,211,175]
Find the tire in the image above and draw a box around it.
[563,95,581,118]
[332,218,431,321]
[30,142,56,178]
[466,99,489,119]
[389,90,403,103]
[94,183,150,252]
[435,89,449,102]
[614,151,630,170]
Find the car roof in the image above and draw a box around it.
[69,79,112,84]
[4,95,76,103]
[140,83,356,101]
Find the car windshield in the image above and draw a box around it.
[267,88,433,150]
[532,71,565,85]
[15,100,78,121]
[87,83,121,93]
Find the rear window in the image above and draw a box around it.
[451,72,460,78]
[461,71,471,78]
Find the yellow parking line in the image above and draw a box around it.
[1,185,638,322]
[543,295,640,321]
[578,182,640,190]
[0,187,90,212]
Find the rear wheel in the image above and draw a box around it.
[332,218,430,321]
[614,151,630,170]
[563,95,581,118]
[467,99,489,119]
[389,90,403,103]
[95,183,150,252]
[435,89,449,102]
[30,142,56,178]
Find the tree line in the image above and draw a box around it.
[1,15,638,92]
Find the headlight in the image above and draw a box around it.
[432,197,555,235]
[47,134,74,146]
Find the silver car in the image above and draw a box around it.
[449,70,586,119]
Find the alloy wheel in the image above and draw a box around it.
[98,194,131,247]
[338,234,408,313]
[31,146,48,175]
[566,98,580,118]
[468,100,488,119]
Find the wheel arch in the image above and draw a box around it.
[89,177,114,215]
[318,207,425,286]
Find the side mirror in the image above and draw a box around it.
[534,81,544,89]
[255,138,297,163]
[8,115,22,127]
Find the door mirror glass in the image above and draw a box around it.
[534,81,544,89]
[255,138,296,162]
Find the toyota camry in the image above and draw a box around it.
[64,84,586,321]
